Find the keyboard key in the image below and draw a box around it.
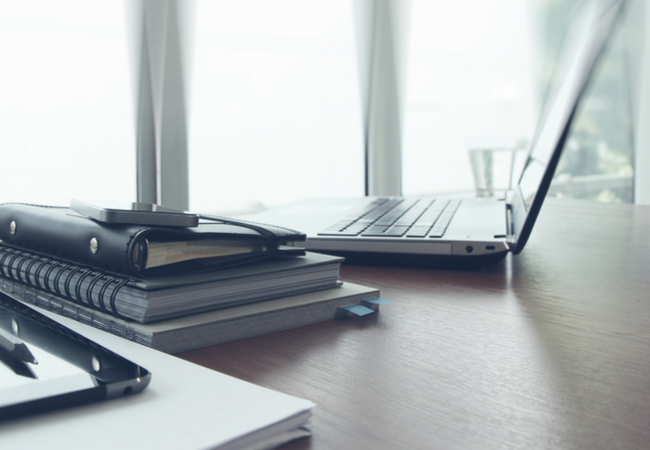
[319,197,462,239]
[428,200,460,238]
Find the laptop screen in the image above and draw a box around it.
[510,0,624,254]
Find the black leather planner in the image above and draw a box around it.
[0,203,306,277]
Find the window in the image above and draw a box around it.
[402,0,633,203]
[188,0,363,214]
[0,0,135,205]
[403,0,539,197]
[537,0,634,202]
[1,0,638,210]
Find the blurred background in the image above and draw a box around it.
[0,0,640,213]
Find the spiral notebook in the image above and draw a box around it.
[0,244,343,323]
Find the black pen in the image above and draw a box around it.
[0,327,38,365]
[0,347,37,379]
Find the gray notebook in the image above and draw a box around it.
[4,281,381,354]
[0,246,343,323]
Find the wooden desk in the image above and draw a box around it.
[177,199,650,449]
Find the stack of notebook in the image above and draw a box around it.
[0,203,383,353]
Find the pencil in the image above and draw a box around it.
[0,327,38,365]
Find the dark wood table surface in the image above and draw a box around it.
[177,198,650,450]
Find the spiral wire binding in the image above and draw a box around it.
[0,245,131,320]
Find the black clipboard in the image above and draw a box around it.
[0,291,151,421]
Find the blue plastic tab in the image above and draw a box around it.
[340,304,375,316]
[363,298,394,305]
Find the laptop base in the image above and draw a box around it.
[314,249,509,270]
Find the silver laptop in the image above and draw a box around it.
[239,0,624,268]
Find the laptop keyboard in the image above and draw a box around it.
[318,198,461,238]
